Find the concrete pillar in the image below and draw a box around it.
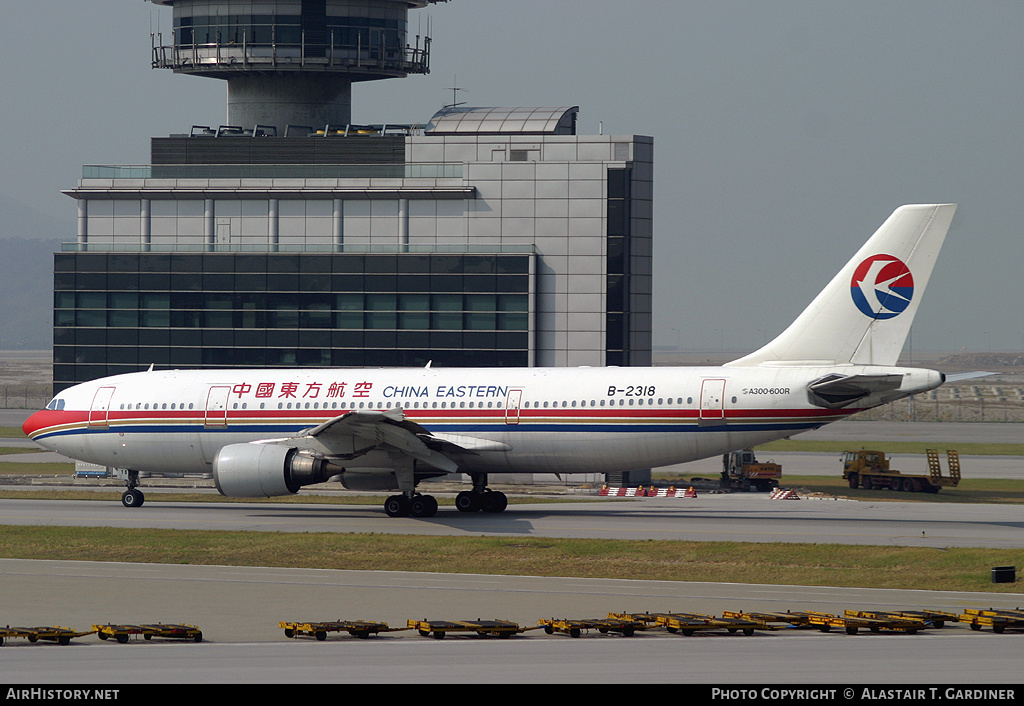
[398,198,409,251]
[226,75,352,130]
[333,198,344,250]
[140,199,151,251]
[268,199,279,252]
[76,200,88,251]
[204,199,215,251]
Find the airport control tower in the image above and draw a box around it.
[59,0,653,431]
[149,0,445,129]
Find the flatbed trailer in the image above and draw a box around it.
[540,616,646,637]
[280,620,395,640]
[807,611,925,634]
[93,623,203,644]
[0,626,93,646]
[959,608,1024,633]
[847,609,959,629]
[408,619,527,639]
[721,610,813,629]
[639,611,763,636]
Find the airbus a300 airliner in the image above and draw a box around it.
[24,204,964,517]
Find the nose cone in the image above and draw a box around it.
[23,409,56,444]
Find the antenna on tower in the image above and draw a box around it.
[444,75,466,109]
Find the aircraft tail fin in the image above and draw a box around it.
[726,204,956,368]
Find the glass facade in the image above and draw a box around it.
[174,13,409,54]
[53,251,533,392]
[605,167,632,367]
[156,1,430,76]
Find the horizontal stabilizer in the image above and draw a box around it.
[944,371,996,382]
[807,373,904,409]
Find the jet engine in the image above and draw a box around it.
[213,443,340,498]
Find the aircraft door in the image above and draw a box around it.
[88,386,116,427]
[505,389,523,425]
[204,386,231,427]
[699,379,726,423]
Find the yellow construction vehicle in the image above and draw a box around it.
[842,449,960,493]
[721,448,782,491]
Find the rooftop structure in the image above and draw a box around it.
[148,0,447,128]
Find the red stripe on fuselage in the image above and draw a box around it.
[24,405,857,437]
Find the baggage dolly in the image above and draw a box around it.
[807,611,925,635]
[959,608,1024,633]
[646,612,762,636]
[847,609,958,629]
[93,623,203,644]
[722,611,813,629]
[0,625,93,646]
[280,620,394,640]
[539,616,645,638]
[407,619,526,639]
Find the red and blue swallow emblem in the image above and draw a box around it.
[851,254,914,320]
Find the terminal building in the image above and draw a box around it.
[53,0,653,395]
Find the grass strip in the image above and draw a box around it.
[0,463,76,476]
[0,427,29,439]
[0,525,1021,594]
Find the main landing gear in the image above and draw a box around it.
[455,489,508,513]
[384,493,439,518]
[381,474,509,517]
[455,474,508,514]
[121,470,145,508]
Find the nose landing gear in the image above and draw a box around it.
[120,470,145,507]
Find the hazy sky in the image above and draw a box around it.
[2,1,1022,355]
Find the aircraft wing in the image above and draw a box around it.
[807,373,905,409]
[264,408,460,473]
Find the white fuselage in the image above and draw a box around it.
[24,364,941,477]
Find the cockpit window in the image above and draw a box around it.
[46,398,66,411]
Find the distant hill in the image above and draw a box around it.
[935,352,1024,372]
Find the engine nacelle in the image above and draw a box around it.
[338,469,399,492]
[213,443,339,498]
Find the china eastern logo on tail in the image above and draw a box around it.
[850,254,914,319]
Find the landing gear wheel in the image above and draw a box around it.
[121,489,145,508]
[455,491,481,513]
[410,495,439,518]
[480,490,508,513]
[384,495,411,517]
